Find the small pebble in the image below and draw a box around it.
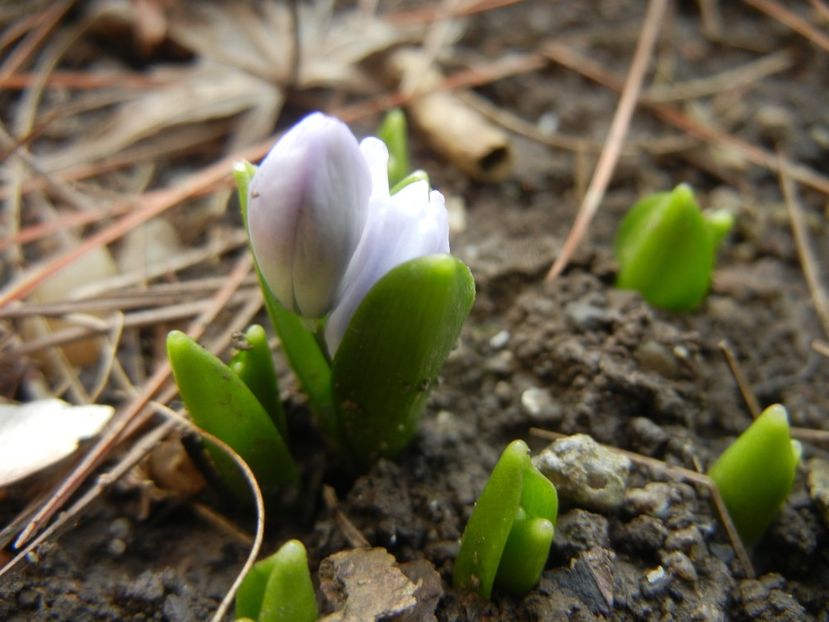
[520,387,560,421]
[485,350,515,375]
[494,380,512,404]
[534,434,630,512]
[663,550,697,582]
[636,340,679,378]
[488,329,510,349]
[625,482,672,519]
[664,525,703,552]
[565,300,611,331]
[642,565,671,597]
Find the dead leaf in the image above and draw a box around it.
[319,548,442,622]
[0,399,114,486]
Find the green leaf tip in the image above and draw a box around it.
[377,107,410,187]
[166,330,298,501]
[235,539,318,622]
[390,169,429,195]
[333,254,475,461]
[454,439,558,599]
[615,183,732,311]
[708,404,801,546]
[230,324,287,437]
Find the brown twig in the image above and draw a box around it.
[0,0,73,82]
[0,419,178,580]
[384,0,523,26]
[14,254,253,548]
[778,154,829,338]
[334,52,546,123]
[151,405,265,622]
[544,0,668,282]
[642,49,793,103]
[11,293,253,357]
[0,70,164,90]
[718,340,763,418]
[0,140,269,308]
[542,42,829,197]
[743,0,829,54]
[810,0,829,22]
[529,428,755,578]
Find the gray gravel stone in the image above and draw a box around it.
[534,434,631,512]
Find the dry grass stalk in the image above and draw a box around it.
[545,0,669,282]
[778,155,829,338]
[14,254,253,548]
[743,0,829,54]
[543,42,829,197]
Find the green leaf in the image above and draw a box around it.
[377,108,410,187]
[495,511,555,596]
[332,254,475,461]
[234,162,339,444]
[615,183,719,311]
[235,540,318,622]
[166,330,298,501]
[390,169,429,195]
[454,440,529,600]
[708,404,801,545]
[454,440,558,599]
[230,324,286,438]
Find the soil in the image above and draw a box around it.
[2,1,829,620]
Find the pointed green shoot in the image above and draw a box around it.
[234,161,339,443]
[615,183,731,311]
[377,107,410,187]
[454,440,558,599]
[230,324,286,438]
[167,330,298,501]
[235,539,318,622]
[390,169,429,195]
[332,254,475,461]
[708,404,801,546]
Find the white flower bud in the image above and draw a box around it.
[247,113,372,317]
[325,138,450,354]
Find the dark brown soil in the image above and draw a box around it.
[3,1,829,620]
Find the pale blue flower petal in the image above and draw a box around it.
[326,186,449,354]
[248,113,372,317]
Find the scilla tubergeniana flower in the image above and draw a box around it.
[247,113,373,318]
[248,112,449,355]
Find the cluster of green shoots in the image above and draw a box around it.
[165,110,800,620]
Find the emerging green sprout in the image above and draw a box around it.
[235,539,318,622]
[454,440,558,599]
[615,183,733,311]
[167,329,297,501]
[708,404,801,546]
[377,108,411,188]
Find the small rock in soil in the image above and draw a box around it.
[629,417,668,456]
[661,550,698,583]
[520,386,561,422]
[736,573,808,622]
[614,515,668,555]
[625,482,673,519]
[551,509,610,561]
[318,547,441,622]
[664,524,704,553]
[534,434,630,512]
